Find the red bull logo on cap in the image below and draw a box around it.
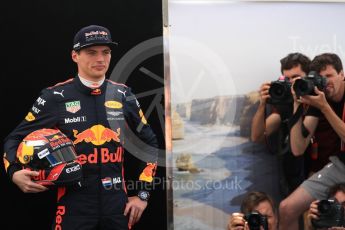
[73,125,120,146]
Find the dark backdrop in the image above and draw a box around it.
[1,1,166,229]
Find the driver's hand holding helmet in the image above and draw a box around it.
[12,129,82,193]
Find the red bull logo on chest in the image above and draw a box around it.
[77,147,123,165]
[73,125,120,146]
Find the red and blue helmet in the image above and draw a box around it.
[16,129,82,186]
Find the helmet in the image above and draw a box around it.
[17,129,82,186]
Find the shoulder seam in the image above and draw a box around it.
[106,79,127,87]
[47,78,74,89]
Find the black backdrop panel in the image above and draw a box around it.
[1,1,166,229]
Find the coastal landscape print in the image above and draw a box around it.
[169,1,345,229]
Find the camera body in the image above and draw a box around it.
[293,71,327,97]
[267,76,293,105]
[311,198,344,229]
[244,211,268,230]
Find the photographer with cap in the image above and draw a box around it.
[279,53,345,230]
[227,191,278,230]
[308,183,345,230]
[3,25,158,230]
[251,52,311,195]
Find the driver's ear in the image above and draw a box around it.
[71,50,79,63]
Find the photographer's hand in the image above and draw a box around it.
[228,212,249,230]
[307,200,320,221]
[251,82,282,142]
[291,77,302,111]
[299,87,329,112]
[259,82,271,105]
[328,227,345,230]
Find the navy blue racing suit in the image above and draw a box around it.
[4,76,158,230]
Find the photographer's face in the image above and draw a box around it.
[334,191,345,208]
[319,65,345,101]
[282,64,306,82]
[254,201,278,230]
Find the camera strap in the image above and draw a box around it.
[288,104,310,138]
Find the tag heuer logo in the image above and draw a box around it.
[65,101,81,113]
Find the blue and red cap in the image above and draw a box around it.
[73,25,118,51]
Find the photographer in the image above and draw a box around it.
[308,183,345,230]
[279,53,345,230]
[228,191,278,230]
[251,53,311,195]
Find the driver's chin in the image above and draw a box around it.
[90,71,106,79]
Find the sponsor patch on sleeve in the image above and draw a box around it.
[139,109,147,125]
[25,112,36,122]
[3,153,10,172]
[139,163,157,182]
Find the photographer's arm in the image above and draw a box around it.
[251,82,281,142]
[290,101,318,156]
[306,87,345,144]
[251,105,281,142]
[298,87,345,146]
[321,104,345,143]
[290,83,319,156]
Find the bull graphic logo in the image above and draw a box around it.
[73,125,120,146]
[139,163,157,183]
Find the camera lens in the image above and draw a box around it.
[267,76,293,105]
[247,214,261,230]
[296,80,308,92]
[270,83,285,98]
[318,200,332,214]
[293,78,314,97]
[293,71,327,97]
[312,198,344,229]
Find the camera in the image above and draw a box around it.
[311,198,344,228]
[267,76,293,105]
[244,211,268,230]
[293,71,327,97]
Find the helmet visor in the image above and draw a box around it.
[32,145,77,169]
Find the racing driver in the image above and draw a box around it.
[3,25,158,230]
